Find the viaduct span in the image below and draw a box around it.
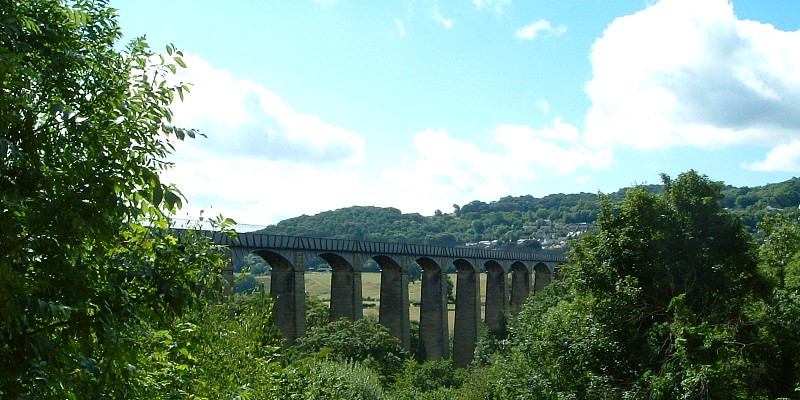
[205,231,567,368]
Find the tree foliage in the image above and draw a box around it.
[496,171,782,399]
[297,317,408,384]
[0,0,227,397]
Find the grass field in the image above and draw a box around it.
[256,272,489,331]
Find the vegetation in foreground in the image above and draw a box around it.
[3,1,800,398]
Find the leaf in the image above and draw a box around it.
[174,56,186,68]
[153,185,163,206]
[165,190,182,211]
[50,101,66,114]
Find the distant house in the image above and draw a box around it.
[317,265,333,273]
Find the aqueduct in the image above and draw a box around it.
[201,231,567,368]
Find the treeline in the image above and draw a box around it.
[258,178,800,246]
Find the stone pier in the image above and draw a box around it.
[484,260,508,336]
[261,250,306,345]
[378,255,411,349]
[325,252,363,322]
[418,257,449,361]
[453,258,481,368]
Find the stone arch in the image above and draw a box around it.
[483,260,507,336]
[510,261,531,313]
[453,259,480,368]
[417,256,449,360]
[255,249,305,345]
[375,254,410,349]
[533,262,552,293]
[319,252,362,322]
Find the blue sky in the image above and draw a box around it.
[112,0,800,225]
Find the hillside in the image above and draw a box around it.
[257,176,800,249]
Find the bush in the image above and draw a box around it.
[298,360,386,400]
[234,273,262,294]
[297,317,408,384]
[392,359,462,393]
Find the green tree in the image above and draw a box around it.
[135,293,286,398]
[0,0,227,397]
[235,273,262,294]
[305,294,330,331]
[391,359,462,395]
[498,171,772,399]
[754,213,800,397]
[297,317,408,384]
[292,360,386,400]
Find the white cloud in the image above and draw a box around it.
[170,54,365,164]
[743,141,800,171]
[433,8,454,28]
[311,0,338,6]
[536,99,551,114]
[163,157,375,226]
[583,0,800,167]
[159,57,608,225]
[394,18,406,38]
[380,121,612,212]
[472,0,511,14]
[515,19,567,40]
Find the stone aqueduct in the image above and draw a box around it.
[205,231,568,368]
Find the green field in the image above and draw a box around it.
[256,272,489,330]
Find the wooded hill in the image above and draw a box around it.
[258,176,800,249]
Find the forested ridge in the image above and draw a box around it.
[258,177,800,248]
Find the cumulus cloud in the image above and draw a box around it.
[515,19,567,40]
[583,0,800,169]
[380,120,612,209]
[743,141,800,171]
[170,54,365,164]
[163,157,372,226]
[162,53,612,223]
[472,0,511,14]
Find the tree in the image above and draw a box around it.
[498,171,773,399]
[0,1,227,397]
[297,317,408,384]
[235,273,262,294]
[755,213,800,397]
